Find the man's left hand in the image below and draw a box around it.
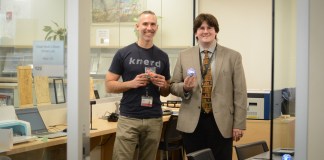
[233,128,244,142]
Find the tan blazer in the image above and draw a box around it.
[170,44,247,138]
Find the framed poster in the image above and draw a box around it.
[53,78,66,104]
[92,0,146,24]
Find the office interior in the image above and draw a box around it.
[0,0,323,159]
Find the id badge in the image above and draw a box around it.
[141,96,153,107]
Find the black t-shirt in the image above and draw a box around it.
[109,43,171,118]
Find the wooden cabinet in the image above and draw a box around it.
[273,117,295,148]
[232,120,271,160]
[232,117,295,160]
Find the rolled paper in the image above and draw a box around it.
[187,68,196,77]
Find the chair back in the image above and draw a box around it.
[0,156,12,160]
[159,115,184,160]
[163,115,182,143]
[187,148,215,160]
[234,140,269,160]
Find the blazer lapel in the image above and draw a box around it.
[192,46,202,89]
[213,44,224,91]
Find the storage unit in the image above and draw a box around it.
[247,90,281,120]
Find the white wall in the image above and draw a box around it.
[199,0,272,90]
[0,0,66,45]
[3,0,273,91]
[4,0,192,48]
[160,0,193,47]
[91,0,193,48]
[30,0,66,41]
[38,104,67,127]
[274,0,297,89]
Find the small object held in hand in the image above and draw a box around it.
[187,68,196,77]
[145,67,156,79]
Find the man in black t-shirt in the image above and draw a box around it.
[106,10,170,160]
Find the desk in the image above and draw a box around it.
[0,116,171,160]
[245,151,275,160]
[246,151,294,160]
[2,114,294,159]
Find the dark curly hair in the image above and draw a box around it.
[194,13,219,40]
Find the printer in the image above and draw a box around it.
[0,120,31,137]
[0,106,35,145]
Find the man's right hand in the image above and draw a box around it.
[183,76,196,92]
[129,73,150,88]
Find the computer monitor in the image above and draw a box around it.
[15,107,48,134]
[274,88,296,116]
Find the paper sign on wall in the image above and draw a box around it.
[96,29,109,46]
[33,41,64,77]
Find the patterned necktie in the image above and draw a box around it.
[202,50,212,113]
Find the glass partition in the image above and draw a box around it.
[0,0,68,159]
[89,0,194,99]
[0,0,194,105]
[0,0,67,107]
[271,0,296,158]
[0,0,193,159]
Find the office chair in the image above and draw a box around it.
[158,115,184,160]
[0,156,11,160]
[234,140,269,160]
[186,148,215,160]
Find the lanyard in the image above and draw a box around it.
[199,46,217,80]
[136,43,155,96]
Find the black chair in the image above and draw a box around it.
[0,156,12,160]
[186,148,215,160]
[158,115,184,160]
[234,140,269,160]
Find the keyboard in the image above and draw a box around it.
[273,148,295,156]
[13,136,37,144]
[34,132,67,139]
[163,110,172,115]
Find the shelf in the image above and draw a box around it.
[0,45,33,48]
[0,77,17,83]
[0,82,18,89]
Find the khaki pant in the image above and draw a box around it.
[113,116,163,160]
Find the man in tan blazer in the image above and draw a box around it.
[170,13,247,160]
